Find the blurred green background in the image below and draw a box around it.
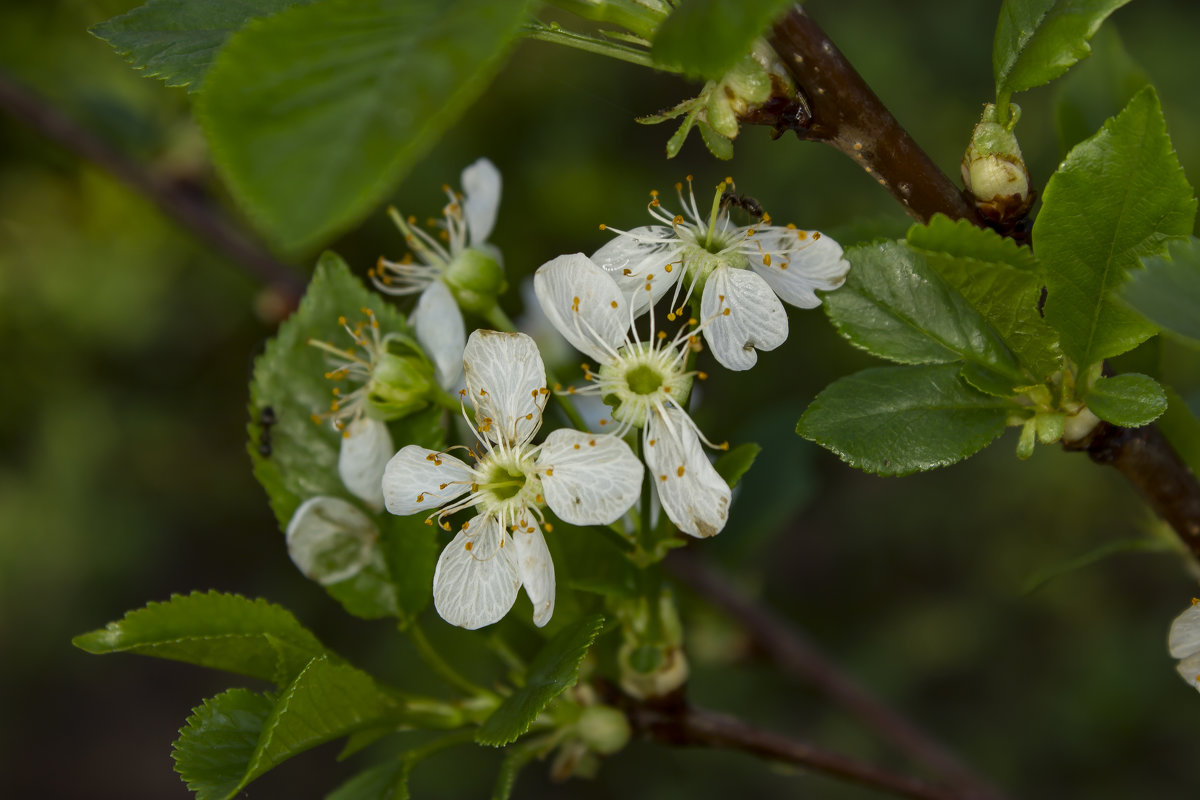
[3,1,1200,797]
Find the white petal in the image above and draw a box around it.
[1169,603,1200,658]
[285,496,378,585]
[538,429,644,525]
[700,266,788,371]
[461,157,502,245]
[748,229,850,308]
[533,253,628,364]
[644,409,730,538]
[512,518,555,627]
[338,417,394,511]
[381,445,473,516]
[1176,651,1200,691]
[464,330,546,445]
[592,226,681,315]
[433,515,520,629]
[412,280,465,389]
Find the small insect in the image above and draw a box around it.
[720,190,765,219]
[257,405,276,458]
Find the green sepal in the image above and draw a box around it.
[714,442,760,488]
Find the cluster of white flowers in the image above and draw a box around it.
[291,160,850,630]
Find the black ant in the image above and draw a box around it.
[257,406,276,458]
[720,190,765,219]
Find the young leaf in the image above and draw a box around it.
[715,442,761,488]
[651,0,793,81]
[90,0,313,92]
[1123,237,1200,346]
[250,252,441,622]
[797,364,1015,476]
[825,241,1027,385]
[1035,87,1197,371]
[233,656,404,797]
[993,0,1131,102]
[72,591,327,685]
[1084,373,1168,427]
[198,0,529,251]
[476,615,606,746]
[907,218,1061,380]
[173,689,275,800]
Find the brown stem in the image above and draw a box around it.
[0,68,306,307]
[1068,422,1200,558]
[612,690,962,800]
[762,6,982,225]
[667,550,1007,800]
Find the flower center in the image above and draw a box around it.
[598,342,693,429]
[473,446,543,521]
[625,363,663,395]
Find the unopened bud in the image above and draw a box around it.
[962,104,1032,223]
[368,347,435,418]
[576,706,631,755]
[443,247,507,313]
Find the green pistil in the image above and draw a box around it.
[485,466,527,501]
[626,364,663,395]
[703,182,725,251]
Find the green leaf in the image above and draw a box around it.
[714,442,760,488]
[1035,87,1197,370]
[554,526,638,598]
[476,615,606,746]
[797,364,1015,476]
[72,591,327,685]
[993,0,1131,102]
[1053,25,1149,157]
[906,214,1038,272]
[491,737,545,800]
[173,689,275,800]
[1123,236,1200,346]
[326,759,410,800]
[1084,373,1168,427]
[825,241,1027,386]
[90,0,312,92]
[198,0,529,251]
[651,0,793,80]
[250,252,441,621]
[907,217,1061,380]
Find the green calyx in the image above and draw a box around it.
[443,247,507,313]
[367,338,437,418]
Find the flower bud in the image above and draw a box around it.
[443,247,507,314]
[285,496,378,585]
[575,705,631,755]
[367,344,436,419]
[961,104,1033,223]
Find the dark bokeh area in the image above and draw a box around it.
[2,1,1200,798]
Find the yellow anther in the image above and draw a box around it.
[762,254,772,266]
[599,223,607,231]
[610,300,618,309]
[677,465,685,477]
[464,541,473,551]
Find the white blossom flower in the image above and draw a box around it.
[1169,600,1200,692]
[593,176,850,371]
[308,308,450,511]
[534,253,731,538]
[382,330,643,630]
[371,157,505,382]
[285,496,380,585]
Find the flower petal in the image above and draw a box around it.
[700,266,788,371]
[412,280,466,389]
[747,229,849,308]
[592,226,681,315]
[338,417,394,511]
[433,514,520,629]
[381,445,473,516]
[1176,651,1200,691]
[538,429,644,525]
[511,517,555,627]
[645,409,730,538]
[1169,603,1200,658]
[464,330,546,445]
[285,496,378,585]
[533,253,628,364]
[461,157,502,245]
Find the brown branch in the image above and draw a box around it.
[0,68,306,307]
[611,690,962,800]
[667,550,1007,800]
[1067,422,1200,557]
[761,6,982,225]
